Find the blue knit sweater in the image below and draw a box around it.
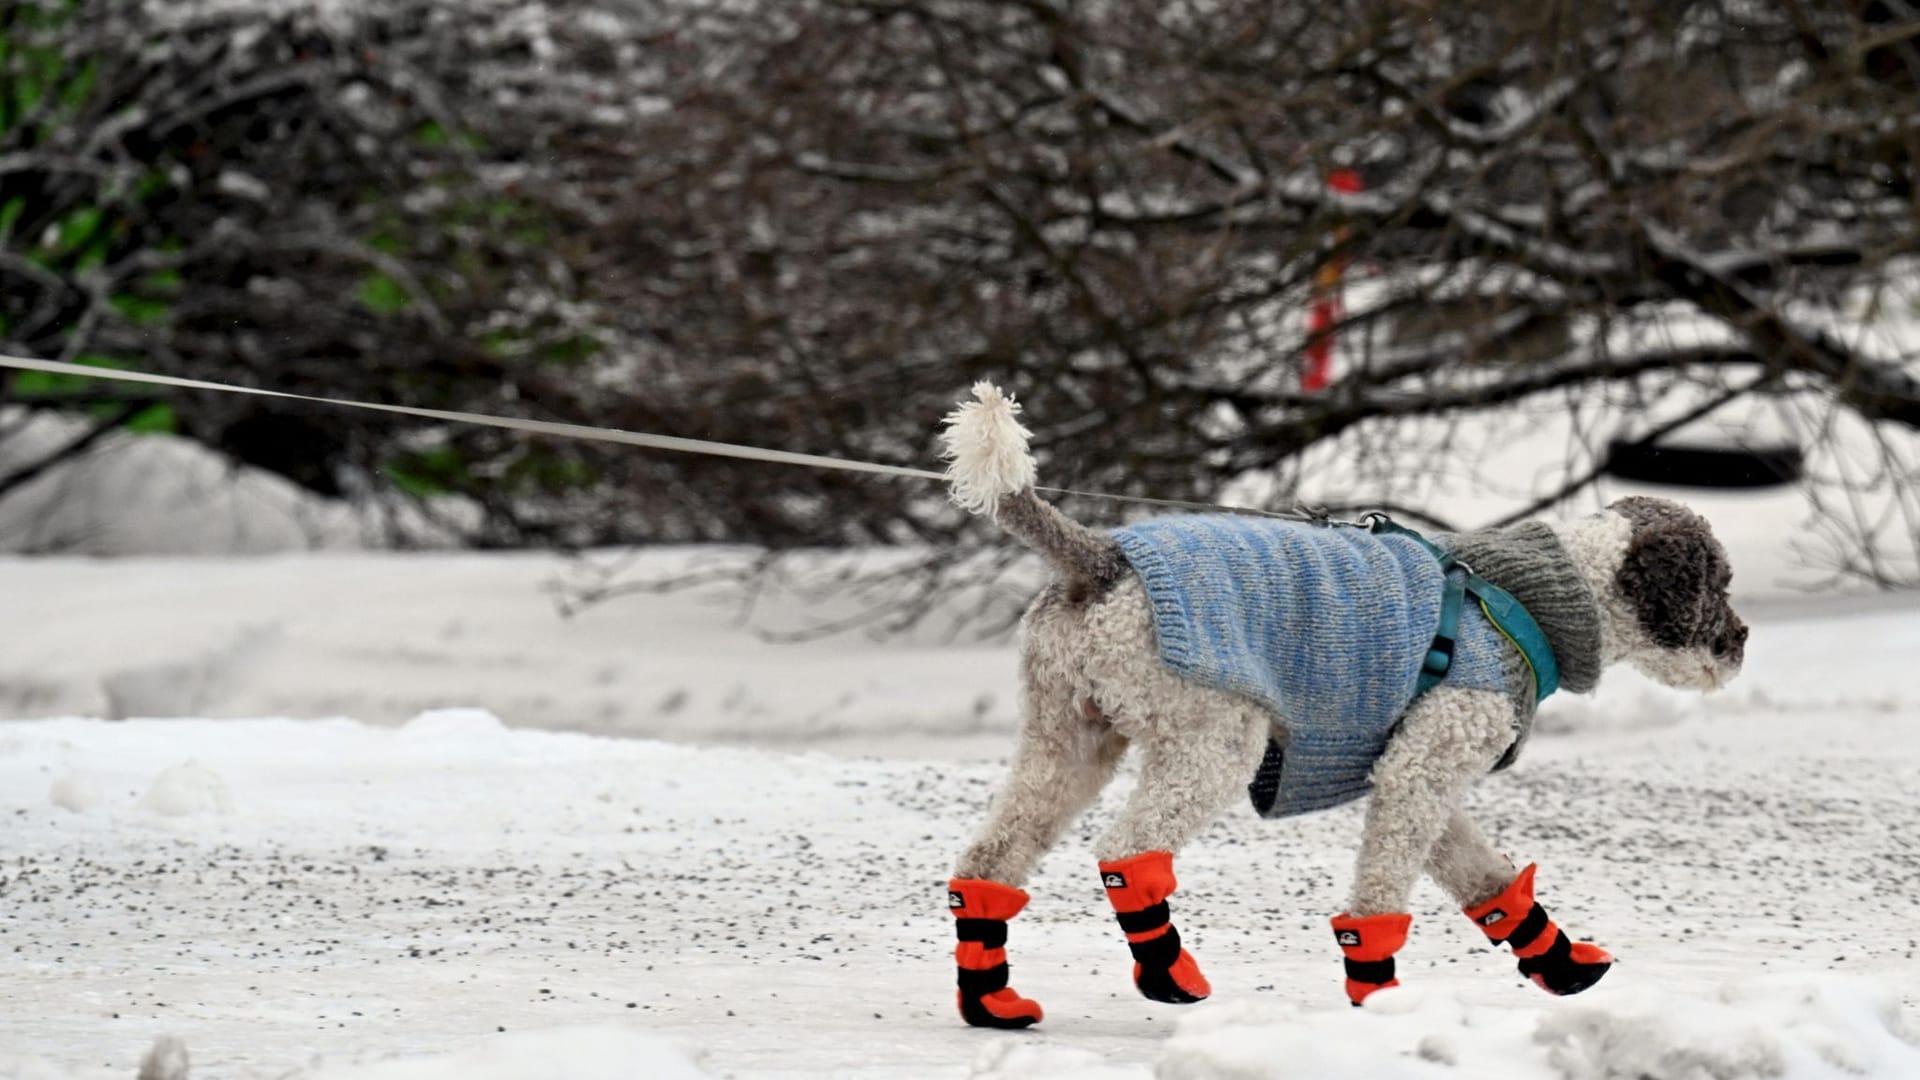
[1111,516,1514,817]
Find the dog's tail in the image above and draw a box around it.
[940,382,1124,598]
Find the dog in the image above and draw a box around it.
[937,383,1747,1027]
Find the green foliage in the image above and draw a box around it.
[4,4,647,527]
[53,205,111,270]
[60,58,95,110]
[543,334,601,365]
[474,329,603,367]
[8,353,127,397]
[356,273,412,314]
[3,1,172,435]
[2,2,88,140]
[6,354,172,434]
[410,121,485,150]
[382,446,470,497]
[0,197,24,241]
[508,448,596,490]
[124,403,176,434]
[381,443,598,500]
[110,293,169,326]
[135,171,173,200]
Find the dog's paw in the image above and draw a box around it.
[1523,940,1613,996]
[958,988,1044,1028]
[1132,950,1211,1004]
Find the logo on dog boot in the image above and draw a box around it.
[948,891,964,909]
[1478,909,1507,927]
[1102,872,1127,889]
[1336,929,1362,947]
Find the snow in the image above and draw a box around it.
[3,429,1917,1077]
[0,410,467,558]
[1152,979,1920,1079]
[135,762,235,818]
[0,410,368,557]
[0,550,1022,755]
[2,539,1918,1077]
[302,1028,710,1080]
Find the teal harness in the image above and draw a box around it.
[1365,515,1561,704]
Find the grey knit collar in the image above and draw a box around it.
[1441,520,1605,695]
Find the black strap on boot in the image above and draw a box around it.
[953,916,1038,1028]
[1127,924,1205,1004]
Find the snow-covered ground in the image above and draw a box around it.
[3,527,1919,1077]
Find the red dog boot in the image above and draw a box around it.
[1463,864,1613,996]
[1098,850,1211,1004]
[1330,912,1412,1006]
[947,878,1045,1028]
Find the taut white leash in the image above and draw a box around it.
[0,354,946,481]
[0,353,1316,521]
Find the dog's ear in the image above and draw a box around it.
[1610,496,1735,652]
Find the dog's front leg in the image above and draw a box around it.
[1427,808,1614,997]
[1332,688,1514,1005]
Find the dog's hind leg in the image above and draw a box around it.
[954,692,1127,887]
[1093,702,1267,860]
[1428,807,1614,997]
[1332,687,1514,1005]
[948,677,1125,1029]
[1090,697,1269,1005]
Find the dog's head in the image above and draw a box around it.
[1590,496,1747,690]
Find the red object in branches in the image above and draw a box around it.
[1303,169,1364,393]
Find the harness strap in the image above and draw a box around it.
[1418,570,1467,698]
[1367,516,1560,705]
[1469,577,1561,701]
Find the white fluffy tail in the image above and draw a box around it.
[937,382,1125,596]
[940,382,1037,515]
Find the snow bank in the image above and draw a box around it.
[0,409,468,557]
[47,771,104,813]
[136,761,235,817]
[1157,979,1920,1080]
[0,409,368,556]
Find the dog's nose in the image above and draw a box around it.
[1711,618,1749,659]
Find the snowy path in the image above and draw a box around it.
[2,555,1918,1077]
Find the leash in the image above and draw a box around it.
[0,353,1320,522]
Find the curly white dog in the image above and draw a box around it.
[938,383,1747,1027]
